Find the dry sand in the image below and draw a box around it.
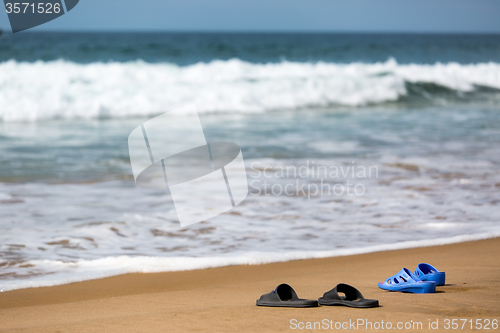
[1,238,499,332]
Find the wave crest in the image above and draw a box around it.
[1,58,500,121]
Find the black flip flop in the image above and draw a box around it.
[318,283,379,308]
[256,283,318,308]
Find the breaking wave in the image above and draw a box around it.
[1,58,500,121]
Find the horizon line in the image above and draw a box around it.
[2,29,500,35]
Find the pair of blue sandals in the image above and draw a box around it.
[378,263,445,294]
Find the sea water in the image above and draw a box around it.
[1,33,500,291]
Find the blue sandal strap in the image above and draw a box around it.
[414,263,446,286]
[380,268,419,286]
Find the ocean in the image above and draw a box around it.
[1,32,500,291]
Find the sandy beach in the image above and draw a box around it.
[0,237,498,332]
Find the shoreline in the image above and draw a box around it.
[2,231,500,293]
[1,237,499,332]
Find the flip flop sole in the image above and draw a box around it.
[318,298,379,308]
[256,300,318,308]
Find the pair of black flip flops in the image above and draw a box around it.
[256,283,379,308]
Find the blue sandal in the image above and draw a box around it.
[378,268,436,293]
[414,263,446,286]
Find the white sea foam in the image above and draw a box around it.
[1,59,500,122]
[1,231,499,292]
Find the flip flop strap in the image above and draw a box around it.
[322,283,362,301]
